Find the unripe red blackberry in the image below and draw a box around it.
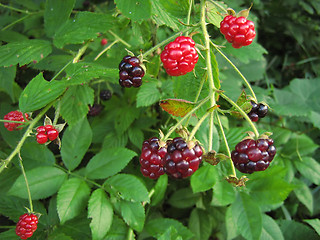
[140,137,166,179]
[119,55,145,88]
[3,111,29,131]
[15,213,38,239]
[220,15,256,48]
[231,138,276,173]
[160,36,198,76]
[163,137,203,179]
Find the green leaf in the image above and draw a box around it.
[145,218,194,240]
[0,229,18,240]
[19,73,66,112]
[0,66,16,102]
[102,131,128,149]
[294,157,320,185]
[48,233,73,240]
[54,12,113,48]
[168,188,201,208]
[188,209,212,240]
[0,168,20,195]
[304,219,320,235]
[0,40,52,67]
[225,206,239,240]
[114,107,140,135]
[86,148,136,179]
[128,127,144,149]
[282,133,319,158]
[59,85,94,126]
[115,0,151,23]
[104,174,149,202]
[136,81,161,107]
[159,99,195,117]
[151,0,180,30]
[104,216,128,240]
[294,179,313,214]
[8,166,67,200]
[231,192,262,240]
[88,189,113,240]
[158,227,182,240]
[118,200,145,232]
[191,165,217,193]
[195,118,220,153]
[61,118,92,171]
[278,219,319,239]
[55,214,91,239]
[206,1,225,28]
[151,174,168,206]
[0,30,28,43]
[211,179,236,206]
[44,0,75,37]
[211,50,221,89]
[57,178,90,224]
[33,55,72,72]
[260,214,284,240]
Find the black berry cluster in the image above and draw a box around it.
[119,55,145,88]
[100,89,112,101]
[231,138,276,174]
[248,101,268,122]
[163,137,203,179]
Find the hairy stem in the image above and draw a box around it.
[108,30,131,48]
[188,110,210,141]
[94,39,119,61]
[18,153,33,212]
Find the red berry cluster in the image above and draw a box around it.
[220,15,256,48]
[161,36,198,76]
[119,55,145,88]
[3,111,29,131]
[248,101,268,122]
[140,137,167,179]
[139,137,203,179]
[15,213,38,239]
[36,125,59,144]
[231,138,276,173]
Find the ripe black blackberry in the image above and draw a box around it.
[248,101,268,122]
[163,137,203,179]
[140,137,167,179]
[119,55,145,88]
[231,138,276,174]
[100,89,112,101]
[88,104,104,116]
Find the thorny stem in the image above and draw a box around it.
[211,41,258,102]
[163,96,210,141]
[108,30,131,48]
[220,93,259,138]
[94,40,119,61]
[215,112,237,177]
[18,153,33,212]
[200,0,219,151]
[0,102,54,174]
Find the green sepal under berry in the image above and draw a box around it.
[202,150,229,166]
[229,91,253,118]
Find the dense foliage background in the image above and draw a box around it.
[0,0,319,239]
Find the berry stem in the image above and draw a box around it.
[0,3,35,14]
[186,0,193,36]
[18,152,34,213]
[94,39,120,61]
[53,100,61,126]
[0,102,54,175]
[163,96,210,141]
[108,30,131,48]
[215,112,237,177]
[220,93,259,138]
[73,40,91,63]
[50,60,72,82]
[188,110,211,142]
[210,41,258,102]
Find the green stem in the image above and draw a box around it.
[210,41,258,102]
[0,226,15,229]
[142,29,191,59]
[186,0,193,35]
[18,153,33,212]
[0,119,28,124]
[73,41,91,63]
[127,228,135,240]
[2,14,30,31]
[220,93,259,138]
[142,188,155,207]
[50,61,72,82]
[215,112,237,177]
[53,100,61,125]
[108,30,131,48]
[208,112,214,151]
[163,96,210,141]
[0,102,54,175]
[208,0,228,13]
[188,111,210,141]
[0,3,34,14]
[94,39,119,61]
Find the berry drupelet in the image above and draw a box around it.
[4,111,29,131]
[248,101,268,122]
[119,55,145,88]
[231,138,276,173]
